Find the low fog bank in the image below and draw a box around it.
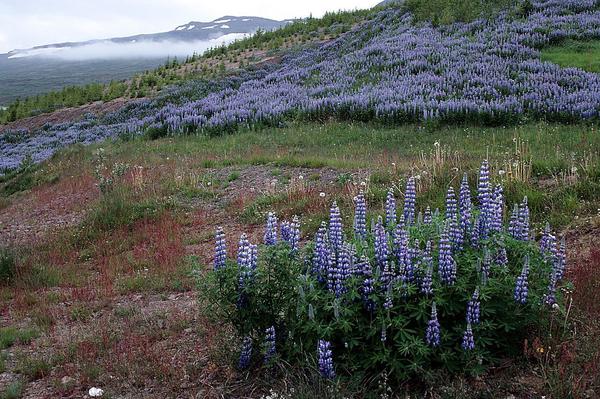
[8,33,249,61]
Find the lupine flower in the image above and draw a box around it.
[214,227,227,270]
[404,240,419,283]
[459,173,472,232]
[318,340,335,379]
[445,186,458,220]
[425,302,441,347]
[354,190,367,240]
[514,256,529,304]
[518,197,530,241]
[329,202,343,252]
[461,323,475,351]
[420,241,433,295]
[239,336,253,369]
[361,257,376,312]
[264,212,278,245]
[383,283,394,310]
[466,288,481,325]
[508,203,521,239]
[495,237,508,267]
[385,189,397,227]
[380,323,387,343]
[478,160,492,238]
[333,244,352,297]
[555,237,567,281]
[490,185,504,233]
[471,214,481,248]
[393,223,408,271]
[540,222,553,254]
[237,234,250,266]
[481,248,491,284]
[403,177,416,224]
[264,326,276,364]
[424,206,433,225]
[281,216,300,252]
[543,272,558,306]
[374,216,389,267]
[449,214,464,251]
[313,222,330,282]
[438,226,456,285]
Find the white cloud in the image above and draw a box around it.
[0,0,380,53]
[8,34,250,61]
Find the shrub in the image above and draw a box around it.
[200,161,567,384]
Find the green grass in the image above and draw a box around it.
[0,380,24,399]
[0,327,39,350]
[405,0,517,25]
[541,39,600,73]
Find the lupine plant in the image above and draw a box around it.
[200,160,567,382]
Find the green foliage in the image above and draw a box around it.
[0,248,16,285]
[200,226,558,384]
[405,0,516,25]
[0,380,24,399]
[541,39,600,73]
[0,327,39,350]
[0,81,127,123]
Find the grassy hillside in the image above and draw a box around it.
[0,8,379,124]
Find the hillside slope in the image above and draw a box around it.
[2,0,600,173]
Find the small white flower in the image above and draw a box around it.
[499,170,506,175]
[434,141,440,147]
[207,182,212,186]
[298,175,304,180]
[552,303,560,311]
[89,387,104,397]
[360,181,366,186]
[391,162,396,167]
[319,192,326,198]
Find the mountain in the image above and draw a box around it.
[0,16,292,106]
[5,16,293,60]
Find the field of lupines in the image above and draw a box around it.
[201,160,569,384]
[3,0,600,174]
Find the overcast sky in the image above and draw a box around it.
[0,0,380,53]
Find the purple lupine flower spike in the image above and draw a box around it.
[424,206,433,225]
[518,197,530,241]
[264,326,276,364]
[466,288,481,325]
[461,323,475,351]
[239,336,253,369]
[318,340,335,379]
[459,173,472,233]
[420,241,434,295]
[445,186,458,220]
[553,236,566,281]
[385,189,397,227]
[404,177,417,225]
[491,185,504,233]
[478,160,491,238]
[374,216,389,268]
[313,222,330,281]
[438,223,456,285]
[264,212,278,245]
[514,256,529,304]
[425,302,441,347]
[329,202,343,252]
[214,227,227,271]
[354,190,367,240]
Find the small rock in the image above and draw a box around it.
[585,389,596,398]
[89,387,104,397]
